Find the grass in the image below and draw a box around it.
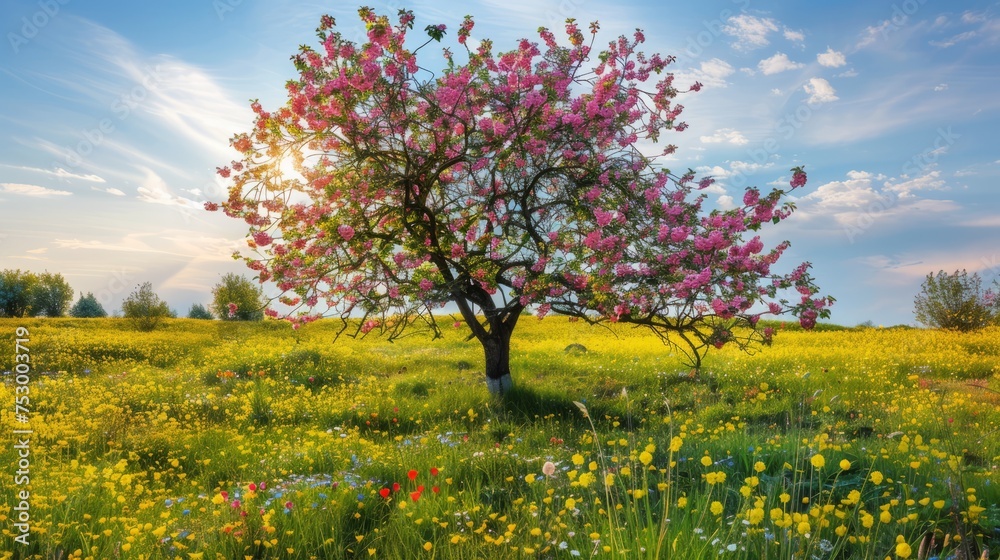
[0,316,998,559]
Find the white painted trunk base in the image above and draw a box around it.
[486,373,513,396]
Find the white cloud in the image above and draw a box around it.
[53,230,240,260]
[695,165,730,178]
[700,128,748,145]
[730,161,773,175]
[857,21,893,49]
[674,58,735,89]
[933,83,948,91]
[884,171,948,197]
[794,170,959,233]
[758,52,804,75]
[783,28,804,42]
[41,19,251,162]
[0,164,106,182]
[771,88,782,95]
[816,48,846,68]
[803,78,839,104]
[717,195,736,210]
[723,15,779,50]
[961,11,987,24]
[930,30,977,48]
[102,187,126,196]
[135,167,200,209]
[837,68,859,78]
[960,215,1000,227]
[1,183,73,197]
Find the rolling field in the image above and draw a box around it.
[1,317,998,559]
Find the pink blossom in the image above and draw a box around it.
[252,231,273,247]
[790,170,807,189]
[338,224,355,241]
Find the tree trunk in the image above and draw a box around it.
[483,331,513,396]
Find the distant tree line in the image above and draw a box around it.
[0,269,267,328]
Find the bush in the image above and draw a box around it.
[70,292,108,318]
[122,282,171,331]
[914,269,999,332]
[211,273,265,321]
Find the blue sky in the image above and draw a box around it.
[1,0,999,325]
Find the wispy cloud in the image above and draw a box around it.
[134,167,201,209]
[930,30,977,48]
[54,230,241,260]
[93,186,126,196]
[1,183,73,197]
[960,215,1000,228]
[0,164,105,182]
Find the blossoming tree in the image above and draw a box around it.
[210,8,833,395]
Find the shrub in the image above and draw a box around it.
[122,282,171,331]
[211,273,265,321]
[914,269,999,332]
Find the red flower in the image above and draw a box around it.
[284,501,293,509]
[408,469,418,481]
[430,467,439,477]
[392,482,400,493]
[410,491,421,502]
[431,486,440,494]
[379,488,391,499]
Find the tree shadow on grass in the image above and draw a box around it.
[495,384,624,428]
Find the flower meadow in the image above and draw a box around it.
[1,317,997,559]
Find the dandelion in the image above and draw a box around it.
[542,461,556,477]
[895,539,912,558]
[870,471,884,485]
[423,542,433,552]
[839,459,851,470]
[810,453,825,468]
[639,451,653,465]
